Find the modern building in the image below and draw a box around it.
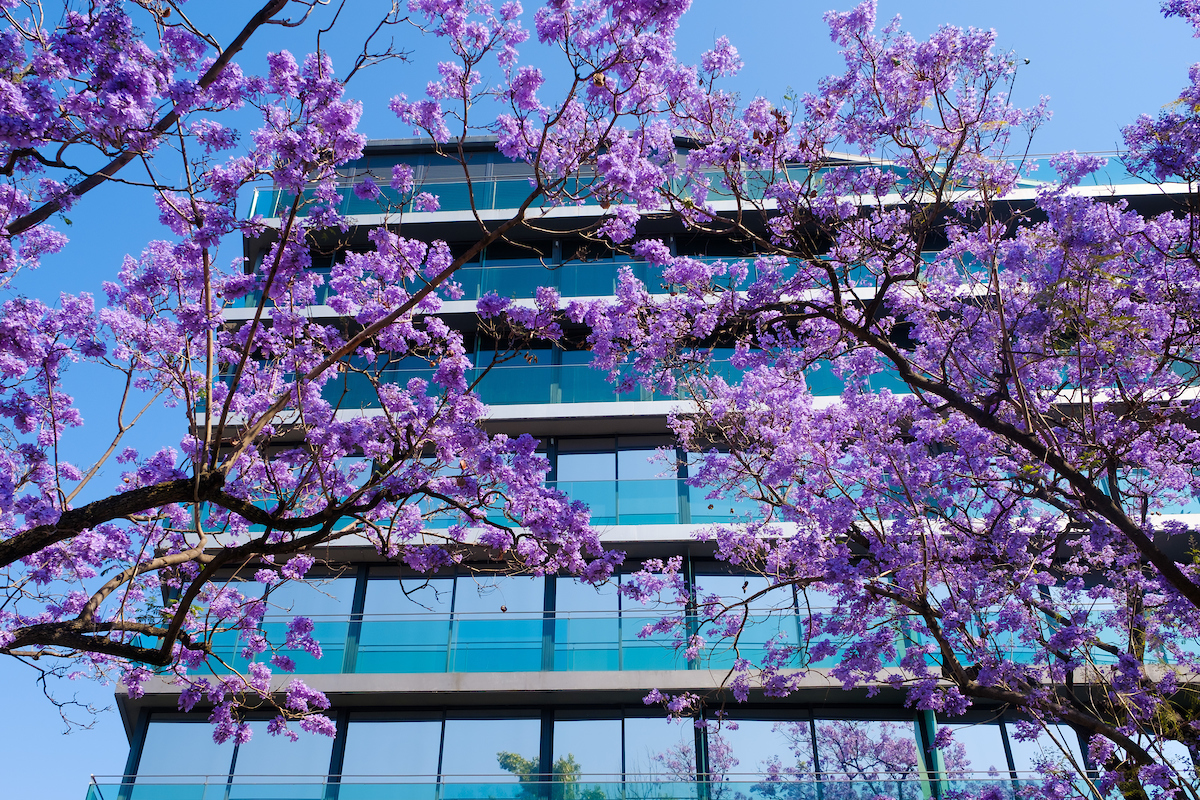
[84,138,1195,800]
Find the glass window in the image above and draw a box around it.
[357,575,453,673]
[262,574,357,617]
[616,440,672,481]
[1004,720,1084,773]
[137,720,234,781]
[229,719,334,799]
[259,575,357,674]
[712,718,814,780]
[454,575,545,614]
[440,717,542,780]
[557,449,616,482]
[624,717,696,780]
[452,576,545,672]
[813,718,922,800]
[554,717,622,778]
[936,720,1009,776]
[341,716,443,779]
[554,577,620,671]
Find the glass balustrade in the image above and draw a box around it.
[86,775,1050,800]
[199,606,1187,678]
[204,609,905,676]
[249,153,1147,223]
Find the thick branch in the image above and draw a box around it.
[0,471,225,569]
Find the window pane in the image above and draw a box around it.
[813,719,923,800]
[341,717,442,780]
[937,721,1008,775]
[358,576,453,673]
[260,576,357,674]
[137,720,234,781]
[554,718,622,778]
[1004,721,1084,773]
[557,451,616,482]
[229,719,333,800]
[712,719,814,779]
[624,717,695,779]
[452,576,545,672]
[554,578,619,671]
[440,717,542,794]
[617,446,669,481]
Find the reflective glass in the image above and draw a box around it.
[623,717,696,779]
[553,718,622,778]
[136,720,234,780]
[711,718,815,781]
[554,578,620,671]
[557,450,616,482]
[357,576,453,673]
[1003,721,1084,773]
[259,575,357,674]
[441,717,542,788]
[813,719,923,800]
[341,716,442,780]
[452,576,545,672]
[936,720,1009,775]
[229,719,333,799]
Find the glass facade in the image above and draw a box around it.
[106,709,1100,800]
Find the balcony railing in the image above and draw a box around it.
[318,361,910,410]
[207,609,836,676]
[200,605,1093,677]
[87,774,1057,800]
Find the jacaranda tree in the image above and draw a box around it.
[3,0,1200,796]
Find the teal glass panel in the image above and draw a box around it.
[337,785,439,800]
[616,479,680,524]
[619,613,687,670]
[558,262,621,297]
[456,265,485,300]
[553,481,617,525]
[481,261,555,299]
[493,178,535,210]
[108,784,244,800]
[357,577,452,673]
[355,617,452,673]
[553,613,620,671]
[686,485,759,523]
[420,182,475,212]
[255,617,349,674]
[344,192,387,216]
[450,614,544,671]
[804,364,843,396]
[475,364,557,405]
[559,358,620,403]
[451,577,545,672]
[90,780,1044,800]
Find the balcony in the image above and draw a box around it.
[318,360,909,411]
[87,774,1052,800]
[208,609,808,675]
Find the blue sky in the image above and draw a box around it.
[3,1,1198,797]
